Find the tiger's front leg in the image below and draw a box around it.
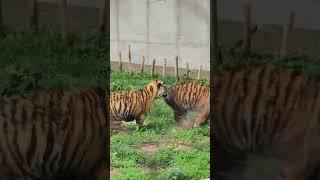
[136,114,146,129]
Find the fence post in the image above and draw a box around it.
[186,63,189,79]
[119,51,122,72]
[243,0,252,55]
[98,0,107,33]
[128,45,132,75]
[29,0,38,32]
[280,12,295,57]
[198,65,202,80]
[151,59,155,77]
[141,56,145,75]
[175,56,179,80]
[163,58,166,78]
[59,0,68,40]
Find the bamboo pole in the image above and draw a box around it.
[29,0,38,32]
[243,0,252,55]
[119,52,122,72]
[280,12,295,57]
[151,59,155,77]
[128,45,132,75]
[163,58,166,78]
[141,56,145,74]
[186,63,189,79]
[175,56,179,80]
[198,65,202,80]
[59,0,68,40]
[98,0,107,33]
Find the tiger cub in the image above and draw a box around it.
[0,87,108,180]
[110,80,167,134]
[164,82,210,128]
[213,64,320,180]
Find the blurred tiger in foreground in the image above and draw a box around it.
[164,82,210,128]
[0,87,108,180]
[110,80,167,134]
[213,64,320,180]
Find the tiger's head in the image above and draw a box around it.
[147,80,167,98]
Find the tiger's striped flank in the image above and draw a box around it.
[213,64,320,180]
[110,80,167,134]
[164,82,210,128]
[0,87,108,180]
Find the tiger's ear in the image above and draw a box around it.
[157,80,164,88]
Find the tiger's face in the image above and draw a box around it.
[150,80,167,98]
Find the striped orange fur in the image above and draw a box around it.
[164,82,210,127]
[110,80,167,134]
[213,64,320,180]
[0,87,108,180]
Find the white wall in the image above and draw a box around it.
[110,0,210,70]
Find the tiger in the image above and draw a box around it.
[110,80,167,134]
[0,87,108,180]
[213,64,320,180]
[163,82,210,128]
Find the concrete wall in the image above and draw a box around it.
[110,0,210,70]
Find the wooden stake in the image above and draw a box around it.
[186,63,189,79]
[280,12,295,57]
[119,51,122,72]
[151,59,156,77]
[59,0,68,40]
[29,0,38,32]
[175,56,179,80]
[163,58,166,78]
[243,0,252,55]
[198,65,202,80]
[141,56,145,74]
[128,45,132,75]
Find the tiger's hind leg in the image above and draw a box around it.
[193,109,209,128]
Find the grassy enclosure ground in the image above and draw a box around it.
[110,71,210,180]
[0,31,109,96]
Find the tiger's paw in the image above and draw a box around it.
[193,123,200,128]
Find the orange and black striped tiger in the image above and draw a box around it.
[110,80,167,134]
[164,82,210,128]
[213,64,320,180]
[0,87,108,180]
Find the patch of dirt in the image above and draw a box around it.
[139,144,159,155]
[139,140,190,155]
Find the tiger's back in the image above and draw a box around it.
[0,87,108,180]
[213,64,320,180]
[164,82,210,127]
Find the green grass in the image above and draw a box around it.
[216,51,320,77]
[0,31,109,96]
[110,71,210,180]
